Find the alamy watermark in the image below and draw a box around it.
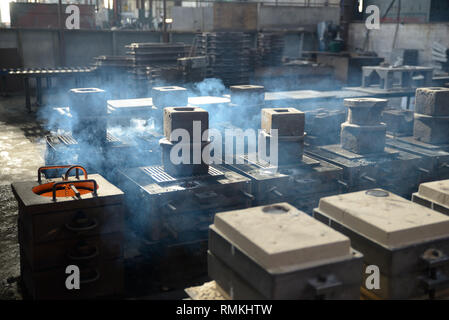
[169,121,279,167]
[365,5,380,30]
[65,265,80,290]
[65,5,80,30]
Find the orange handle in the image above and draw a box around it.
[37,165,75,183]
[64,165,88,181]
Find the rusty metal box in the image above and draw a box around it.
[11,166,125,299]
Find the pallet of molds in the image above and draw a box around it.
[385,135,449,184]
[256,32,285,67]
[208,203,363,300]
[197,32,251,86]
[314,189,449,300]
[305,98,431,198]
[223,108,343,213]
[394,87,449,152]
[115,164,252,266]
[113,106,252,279]
[412,179,449,216]
[44,132,141,177]
[44,88,146,180]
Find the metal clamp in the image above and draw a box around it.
[51,179,97,201]
[417,167,431,175]
[241,191,255,201]
[440,163,449,169]
[361,174,376,184]
[195,191,219,201]
[64,165,88,181]
[337,180,349,189]
[419,249,449,299]
[37,165,76,183]
[268,186,283,197]
[308,274,342,299]
[164,202,177,212]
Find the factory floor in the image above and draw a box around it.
[0,95,46,299]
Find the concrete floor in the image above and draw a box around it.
[0,95,46,299]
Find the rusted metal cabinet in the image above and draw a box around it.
[12,166,125,299]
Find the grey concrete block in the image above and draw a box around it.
[413,113,449,144]
[258,131,304,165]
[415,87,449,116]
[344,98,387,126]
[163,107,209,142]
[230,85,265,106]
[151,86,188,108]
[160,138,210,177]
[261,108,305,137]
[340,122,386,154]
[68,88,107,117]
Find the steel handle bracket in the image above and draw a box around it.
[308,274,342,299]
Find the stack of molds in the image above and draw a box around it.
[230,85,265,107]
[196,32,251,86]
[114,107,251,263]
[414,88,449,145]
[259,108,305,165]
[151,86,189,108]
[12,166,125,299]
[228,85,265,130]
[341,98,387,154]
[413,179,449,216]
[306,98,429,197]
[69,88,108,146]
[208,203,363,300]
[160,107,210,177]
[151,86,189,129]
[256,32,285,67]
[314,190,449,299]
[45,88,135,179]
[226,108,343,211]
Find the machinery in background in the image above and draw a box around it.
[317,21,343,53]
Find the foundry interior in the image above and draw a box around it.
[1,0,449,300]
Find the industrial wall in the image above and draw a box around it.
[347,22,449,66]
[0,27,315,68]
[172,5,340,31]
